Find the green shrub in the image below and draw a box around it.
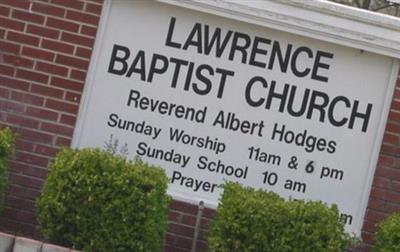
[374,213,400,252]
[37,148,171,252]
[208,182,353,252]
[0,127,15,212]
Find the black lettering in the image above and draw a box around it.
[312,51,333,82]
[249,36,270,68]
[291,46,313,77]
[148,53,169,82]
[228,32,251,63]
[193,64,213,95]
[126,50,146,80]
[108,44,130,75]
[182,23,203,53]
[245,76,267,107]
[349,101,372,133]
[165,17,182,49]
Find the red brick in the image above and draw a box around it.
[51,76,83,92]
[8,185,41,200]
[32,2,65,17]
[35,144,59,156]
[36,62,68,76]
[12,9,45,24]
[2,54,34,68]
[11,91,44,106]
[200,218,210,230]
[18,128,54,145]
[381,145,400,156]
[0,0,31,9]
[386,123,400,134]
[40,122,74,137]
[30,84,64,99]
[50,0,84,10]
[10,161,48,178]
[6,196,36,212]
[65,92,80,103]
[394,88,400,100]
[365,209,389,223]
[85,2,102,15]
[168,223,195,238]
[7,31,39,46]
[383,133,399,145]
[26,107,58,121]
[15,151,49,167]
[181,214,196,226]
[384,202,400,212]
[15,139,35,152]
[0,17,25,31]
[0,6,10,16]
[372,176,391,189]
[0,64,14,76]
[46,17,79,32]
[22,46,55,61]
[61,32,94,48]
[370,187,400,202]
[41,39,74,54]
[0,28,4,39]
[170,200,198,215]
[388,110,400,122]
[70,69,86,81]
[45,99,79,114]
[66,10,99,26]
[392,100,400,111]
[6,114,39,129]
[392,181,400,192]
[0,100,25,113]
[0,41,20,54]
[0,87,10,98]
[10,173,44,190]
[60,114,76,126]
[395,157,400,167]
[75,47,92,59]
[378,155,394,167]
[375,167,400,180]
[16,69,49,84]
[27,24,59,39]
[80,25,97,37]
[0,76,30,91]
[170,235,192,250]
[55,54,89,69]
[3,208,37,224]
[55,136,71,146]
[164,245,190,252]
[86,0,103,3]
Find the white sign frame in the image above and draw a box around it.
[72,0,400,235]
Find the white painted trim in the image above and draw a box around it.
[71,0,112,148]
[156,0,400,58]
[70,0,400,235]
[355,58,400,234]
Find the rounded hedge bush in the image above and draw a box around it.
[208,182,353,252]
[374,213,400,252]
[0,127,15,212]
[37,148,171,252]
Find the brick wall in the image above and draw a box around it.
[0,0,398,251]
[360,82,400,251]
[0,0,101,238]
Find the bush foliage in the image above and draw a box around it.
[37,148,170,252]
[0,127,15,212]
[374,213,400,252]
[208,182,353,252]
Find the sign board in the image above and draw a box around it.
[73,0,399,234]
